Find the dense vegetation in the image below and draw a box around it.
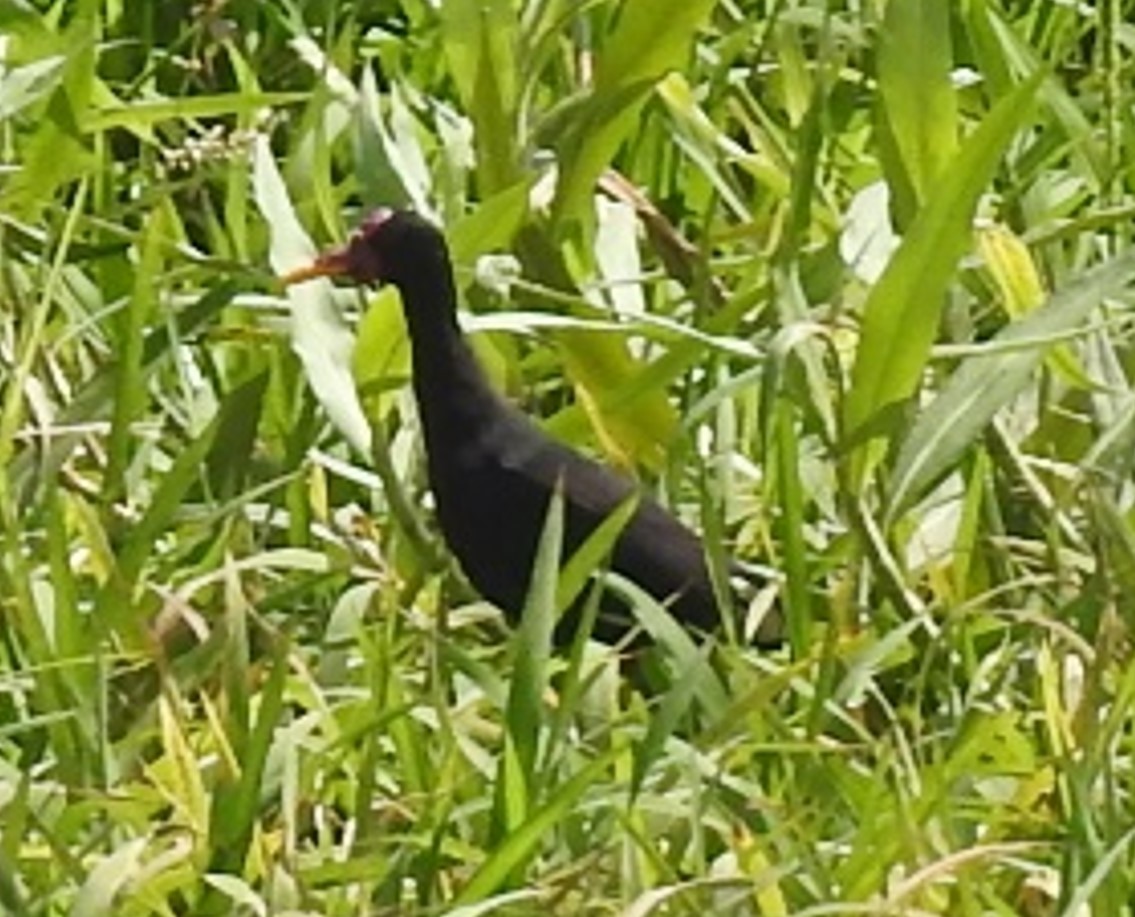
[2,0,1134,913]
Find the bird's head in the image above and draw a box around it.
[281,209,445,288]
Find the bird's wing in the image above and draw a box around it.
[492,412,640,519]
[495,417,723,628]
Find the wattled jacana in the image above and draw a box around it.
[283,209,779,648]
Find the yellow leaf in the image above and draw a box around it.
[978,224,1045,318]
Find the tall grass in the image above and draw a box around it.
[1,0,1133,913]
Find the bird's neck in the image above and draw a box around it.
[396,271,504,443]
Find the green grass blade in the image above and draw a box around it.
[201,635,290,912]
[87,91,307,131]
[456,746,621,905]
[551,0,719,230]
[440,0,520,194]
[886,249,1135,522]
[501,487,563,808]
[10,280,236,505]
[843,72,1043,488]
[103,202,166,508]
[876,0,957,211]
[630,642,711,798]
[104,372,270,640]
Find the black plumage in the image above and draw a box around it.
[284,209,778,647]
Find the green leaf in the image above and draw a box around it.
[440,0,520,193]
[0,53,65,119]
[877,0,957,205]
[448,179,533,264]
[352,286,410,417]
[86,91,307,131]
[505,488,563,788]
[70,838,146,917]
[206,372,269,500]
[552,0,719,230]
[354,70,427,213]
[0,2,97,216]
[104,201,167,507]
[252,136,371,454]
[631,642,711,797]
[202,635,290,910]
[842,73,1043,487]
[610,576,728,715]
[11,281,237,506]
[113,372,271,592]
[456,747,621,905]
[886,249,1135,522]
[556,494,637,616]
[0,77,94,217]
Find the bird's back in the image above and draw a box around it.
[424,396,724,642]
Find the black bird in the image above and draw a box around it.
[283,209,778,648]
